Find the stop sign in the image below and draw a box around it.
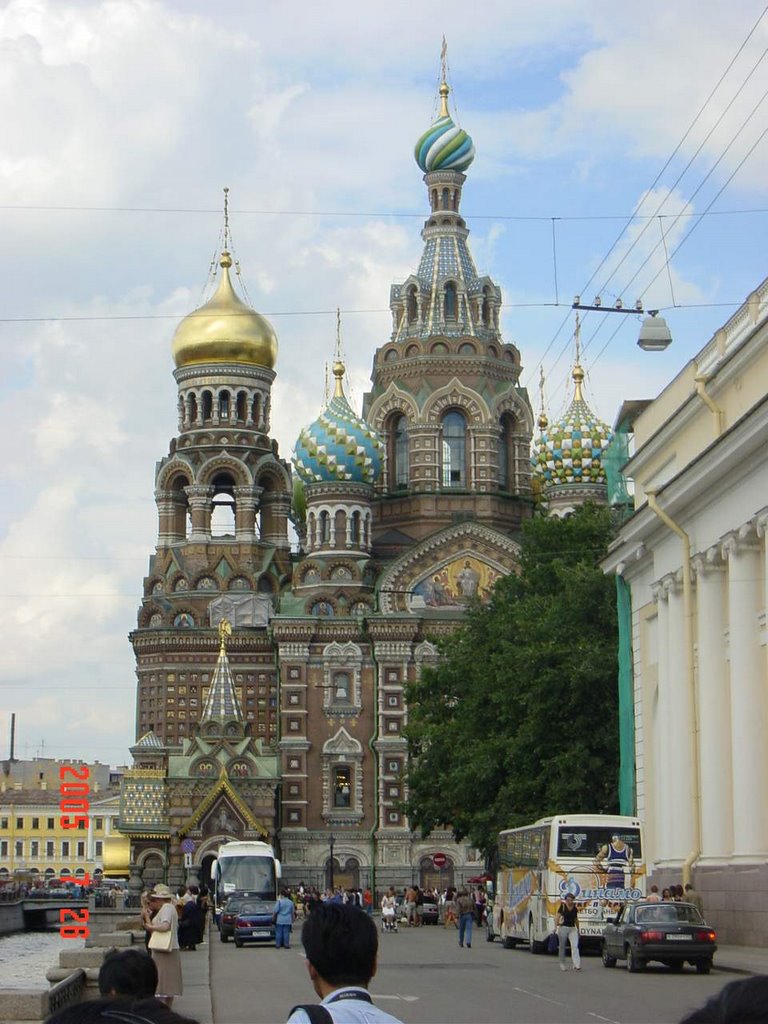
[432,852,447,868]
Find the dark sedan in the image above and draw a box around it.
[219,896,266,942]
[233,899,277,947]
[602,901,717,974]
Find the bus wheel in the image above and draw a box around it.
[528,920,544,954]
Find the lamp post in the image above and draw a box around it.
[328,833,335,893]
[572,296,672,352]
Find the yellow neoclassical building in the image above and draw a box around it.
[0,758,126,886]
[603,276,768,946]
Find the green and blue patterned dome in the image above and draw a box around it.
[293,362,383,485]
[532,365,612,487]
[414,83,475,174]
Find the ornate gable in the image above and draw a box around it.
[377,521,520,613]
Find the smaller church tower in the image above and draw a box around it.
[531,316,613,517]
[291,323,383,619]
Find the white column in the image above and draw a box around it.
[693,548,732,859]
[666,572,695,859]
[653,581,672,863]
[723,525,768,858]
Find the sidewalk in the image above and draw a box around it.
[175,939,213,1024]
[714,943,767,976]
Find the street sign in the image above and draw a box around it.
[184,852,193,868]
[180,839,195,854]
[432,852,447,868]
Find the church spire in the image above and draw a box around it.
[201,619,243,722]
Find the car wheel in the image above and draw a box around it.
[220,932,229,943]
[234,938,243,948]
[626,946,644,973]
[696,959,712,975]
[601,942,617,968]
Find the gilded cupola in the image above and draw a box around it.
[171,249,278,370]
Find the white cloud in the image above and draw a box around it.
[0,0,766,765]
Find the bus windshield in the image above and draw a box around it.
[219,856,276,899]
[556,826,642,860]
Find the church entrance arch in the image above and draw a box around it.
[326,857,360,892]
[200,854,216,890]
[419,855,454,893]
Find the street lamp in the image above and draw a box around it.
[328,833,335,892]
[572,296,672,352]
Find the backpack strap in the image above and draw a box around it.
[288,1004,334,1024]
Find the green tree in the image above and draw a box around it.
[404,504,619,856]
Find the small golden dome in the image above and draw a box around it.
[172,251,278,370]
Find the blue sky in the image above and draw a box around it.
[0,0,766,767]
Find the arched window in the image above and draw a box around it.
[482,286,492,326]
[319,511,331,545]
[406,286,418,324]
[236,391,247,420]
[441,187,450,210]
[351,511,361,545]
[219,390,230,420]
[210,473,235,536]
[334,766,351,807]
[498,413,515,491]
[333,672,350,704]
[441,411,467,488]
[202,391,213,420]
[251,394,261,426]
[189,393,198,424]
[391,414,409,489]
[444,282,457,321]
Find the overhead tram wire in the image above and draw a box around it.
[581,95,768,371]
[0,202,764,221]
[527,2,768,403]
[589,41,768,309]
[546,59,768,402]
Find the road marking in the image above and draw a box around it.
[512,987,569,1009]
[588,1014,621,1024]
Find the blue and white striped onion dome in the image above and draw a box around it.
[293,363,383,485]
[532,368,612,487]
[414,84,475,174]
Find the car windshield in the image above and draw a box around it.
[636,904,704,925]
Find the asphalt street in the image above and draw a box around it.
[200,921,746,1024]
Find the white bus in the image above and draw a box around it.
[488,814,645,951]
[210,840,281,921]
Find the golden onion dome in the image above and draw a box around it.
[171,251,278,370]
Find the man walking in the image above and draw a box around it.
[456,888,474,949]
[287,902,404,1023]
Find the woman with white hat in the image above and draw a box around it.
[142,883,183,1007]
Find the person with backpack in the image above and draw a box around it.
[286,902,403,1024]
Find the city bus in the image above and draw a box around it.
[210,840,281,923]
[488,814,645,951]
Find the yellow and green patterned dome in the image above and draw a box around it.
[293,362,382,485]
[532,364,612,487]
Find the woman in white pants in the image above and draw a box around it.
[555,892,581,971]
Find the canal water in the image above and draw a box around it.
[0,930,82,988]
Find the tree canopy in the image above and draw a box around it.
[404,504,620,856]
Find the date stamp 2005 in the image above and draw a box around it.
[58,763,91,939]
